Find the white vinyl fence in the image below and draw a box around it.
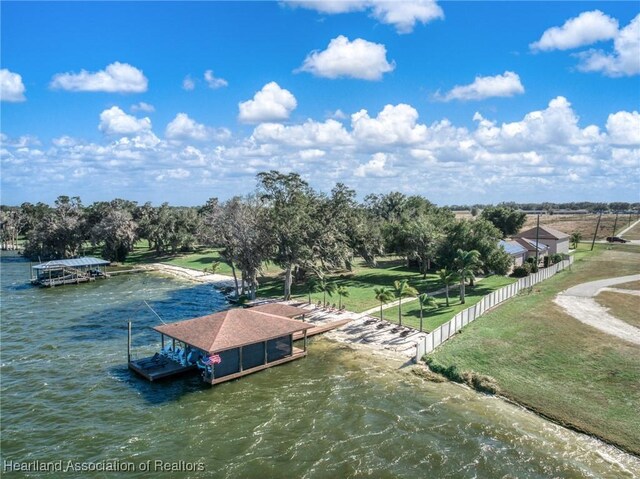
[414,256,574,362]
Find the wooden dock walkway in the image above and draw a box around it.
[129,355,197,381]
[293,318,353,340]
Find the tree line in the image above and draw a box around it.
[2,170,533,300]
[449,201,639,214]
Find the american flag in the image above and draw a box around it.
[209,354,222,365]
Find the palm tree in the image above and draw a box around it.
[337,286,350,309]
[392,280,418,326]
[418,293,439,332]
[437,268,458,307]
[570,231,582,249]
[374,287,393,321]
[454,249,482,304]
[306,276,321,304]
[318,276,337,307]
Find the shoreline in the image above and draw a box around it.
[144,262,428,362]
[138,261,640,459]
[141,263,237,289]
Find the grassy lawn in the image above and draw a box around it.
[595,291,640,329]
[371,275,517,331]
[257,257,441,313]
[426,243,640,455]
[121,241,229,273]
[621,220,640,240]
[120,242,441,314]
[615,280,640,290]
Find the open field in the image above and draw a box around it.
[371,275,516,331]
[426,243,640,455]
[596,291,640,329]
[616,280,640,290]
[621,220,640,240]
[521,213,636,240]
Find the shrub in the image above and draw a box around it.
[425,357,499,394]
[543,256,550,268]
[550,253,563,264]
[511,264,530,277]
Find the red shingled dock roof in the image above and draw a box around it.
[248,303,308,318]
[153,308,312,353]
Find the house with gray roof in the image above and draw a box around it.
[499,239,528,269]
[513,225,570,254]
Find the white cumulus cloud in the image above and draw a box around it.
[530,10,618,51]
[606,110,640,146]
[238,82,297,123]
[437,71,525,102]
[0,69,26,102]
[204,70,228,89]
[165,113,231,142]
[51,62,148,93]
[284,0,443,33]
[351,103,428,145]
[284,0,367,14]
[577,14,640,77]
[157,168,190,181]
[369,0,444,34]
[298,35,395,80]
[99,106,152,135]
[473,96,603,152]
[355,152,397,177]
[252,119,352,147]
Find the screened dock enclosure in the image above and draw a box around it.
[129,305,312,384]
[31,257,110,287]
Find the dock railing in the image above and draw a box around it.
[414,256,574,362]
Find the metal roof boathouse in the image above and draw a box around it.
[31,257,110,287]
[128,304,313,385]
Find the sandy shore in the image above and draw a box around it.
[143,263,237,288]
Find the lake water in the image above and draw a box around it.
[1,252,638,478]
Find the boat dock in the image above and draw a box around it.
[293,317,353,340]
[128,304,355,384]
[31,257,110,287]
[129,355,197,381]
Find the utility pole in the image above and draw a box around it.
[591,211,602,251]
[534,214,540,266]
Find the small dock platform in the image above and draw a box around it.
[293,318,353,340]
[129,355,197,381]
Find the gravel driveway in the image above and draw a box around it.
[554,274,640,346]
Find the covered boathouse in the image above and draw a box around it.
[31,257,110,287]
[129,305,312,385]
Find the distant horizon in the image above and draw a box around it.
[2,1,639,205]
[1,187,637,210]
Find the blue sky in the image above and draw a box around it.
[1,1,639,206]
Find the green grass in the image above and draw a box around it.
[621,220,640,240]
[426,244,640,455]
[595,291,640,328]
[121,242,441,313]
[372,275,517,331]
[121,241,233,275]
[256,257,441,313]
